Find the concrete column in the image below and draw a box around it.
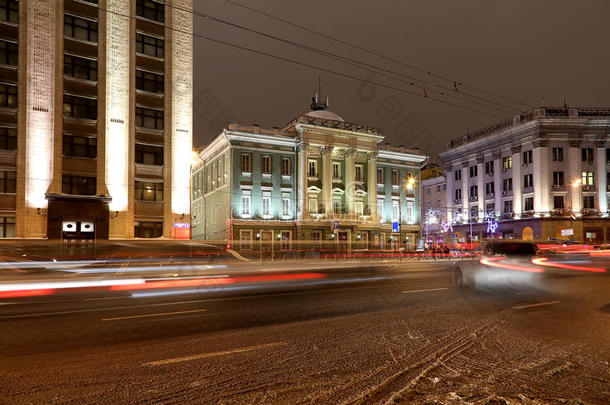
[344,148,356,214]
[511,145,522,217]
[596,142,607,215]
[321,145,333,216]
[476,158,484,221]
[297,140,309,220]
[445,166,454,223]
[461,164,469,216]
[568,141,581,214]
[367,152,378,222]
[493,153,502,217]
[533,140,549,214]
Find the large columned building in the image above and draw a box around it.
[0,0,192,240]
[440,107,610,243]
[192,96,427,252]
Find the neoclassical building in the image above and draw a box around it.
[440,106,610,243]
[191,97,427,253]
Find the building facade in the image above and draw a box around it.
[439,107,610,243]
[0,0,192,240]
[420,167,446,244]
[192,99,427,253]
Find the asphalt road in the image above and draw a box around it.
[1,261,609,404]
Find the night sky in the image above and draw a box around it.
[193,0,610,160]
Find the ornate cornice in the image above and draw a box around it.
[296,140,309,153]
[321,144,334,155]
[533,139,548,148]
[343,148,357,158]
[511,145,521,154]
[368,151,379,159]
[568,140,582,148]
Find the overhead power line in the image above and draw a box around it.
[224,0,532,108]
[97,2,506,119]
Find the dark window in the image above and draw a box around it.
[135,181,163,201]
[136,69,164,93]
[553,195,564,209]
[469,166,477,177]
[136,33,164,58]
[62,175,96,195]
[581,148,594,162]
[64,54,97,81]
[134,221,163,238]
[454,170,461,181]
[552,147,563,162]
[0,83,17,108]
[0,216,15,237]
[606,148,610,164]
[469,185,478,198]
[553,171,564,186]
[81,0,98,4]
[522,150,533,165]
[503,178,512,192]
[454,188,461,201]
[504,200,513,214]
[0,0,18,24]
[0,170,15,193]
[135,106,163,129]
[485,182,494,195]
[136,0,164,23]
[0,127,16,150]
[64,14,98,43]
[0,40,18,66]
[524,197,534,211]
[485,161,493,175]
[135,143,163,165]
[583,195,595,209]
[523,173,533,188]
[63,134,97,158]
[63,95,97,120]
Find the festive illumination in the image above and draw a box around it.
[171,0,194,215]
[105,0,130,211]
[441,220,453,233]
[486,214,498,234]
[25,0,55,208]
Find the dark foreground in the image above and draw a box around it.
[1,262,609,404]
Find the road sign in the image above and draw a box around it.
[561,228,574,236]
[392,221,400,232]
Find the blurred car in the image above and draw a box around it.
[452,240,542,291]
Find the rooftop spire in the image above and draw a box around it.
[310,76,328,111]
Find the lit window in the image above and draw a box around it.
[241,154,251,173]
[241,191,251,217]
[581,171,594,186]
[261,155,271,174]
[262,193,271,217]
[282,195,290,217]
[392,200,399,221]
[308,198,318,214]
[308,160,317,177]
[355,201,363,215]
[281,157,291,176]
[377,199,384,219]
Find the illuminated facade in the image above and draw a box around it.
[1,0,192,240]
[440,107,610,243]
[192,97,427,252]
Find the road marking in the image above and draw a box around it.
[102,309,207,321]
[0,300,208,320]
[401,287,448,294]
[512,300,561,310]
[143,342,288,366]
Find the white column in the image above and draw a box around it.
[512,145,522,217]
[461,164,469,216]
[597,143,607,215]
[476,159,484,222]
[297,141,309,220]
[368,152,378,222]
[445,166,454,223]
[532,141,549,214]
[321,145,333,216]
[345,149,356,214]
[493,154,502,218]
[568,142,581,214]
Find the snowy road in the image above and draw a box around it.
[1,262,609,404]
